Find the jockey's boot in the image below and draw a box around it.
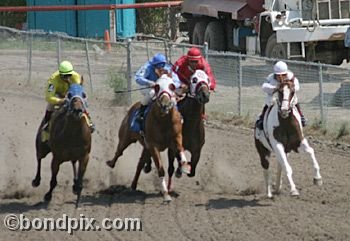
[256,105,268,130]
[136,104,147,122]
[42,110,52,131]
[85,112,96,133]
[295,103,307,127]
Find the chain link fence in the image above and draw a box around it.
[1,26,350,132]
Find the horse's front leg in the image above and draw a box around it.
[298,138,323,186]
[273,143,299,196]
[32,157,42,187]
[74,154,89,208]
[275,162,283,194]
[44,157,60,202]
[72,161,78,194]
[131,148,149,190]
[149,146,171,202]
[167,149,176,192]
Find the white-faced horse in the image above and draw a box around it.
[254,80,322,198]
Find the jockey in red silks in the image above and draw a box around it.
[172,47,216,120]
[172,47,217,92]
[256,61,306,130]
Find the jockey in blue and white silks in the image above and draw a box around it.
[256,61,306,129]
[135,53,181,121]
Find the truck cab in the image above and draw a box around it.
[181,0,350,65]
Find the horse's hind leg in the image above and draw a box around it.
[44,157,60,202]
[142,148,152,174]
[32,136,50,187]
[106,137,135,168]
[298,138,323,186]
[72,161,78,194]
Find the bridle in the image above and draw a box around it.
[277,80,295,119]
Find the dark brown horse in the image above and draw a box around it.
[106,74,189,202]
[254,80,322,198]
[32,84,91,207]
[167,69,210,190]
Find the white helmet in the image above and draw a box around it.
[273,61,288,75]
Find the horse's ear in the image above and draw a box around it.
[80,76,84,86]
[154,84,160,93]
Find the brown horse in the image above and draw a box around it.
[166,69,210,190]
[254,80,322,198]
[106,74,189,202]
[32,84,91,207]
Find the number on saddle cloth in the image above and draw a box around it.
[130,104,152,133]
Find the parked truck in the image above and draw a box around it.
[180,0,350,65]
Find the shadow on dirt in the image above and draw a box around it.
[0,201,49,214]
[205,198,270,209]
[68,185,162,207]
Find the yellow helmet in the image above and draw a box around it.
[59,61,73,75]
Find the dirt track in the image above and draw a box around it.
[0,85,350,241]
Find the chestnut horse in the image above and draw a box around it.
[254,80,322,198]
[106,74,189,202]
[32,84,91,207]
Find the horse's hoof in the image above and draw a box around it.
[32,178,41,187]
[187,172,195,178]
[163,193,172,203]
[106,160,115,168]
[180,163,191,175]
[175,169,182,178]
[290,189,300,196]
[131,182,137,190]
[143,164,152,174]
[44,193,52,202]
[313,178,323,186]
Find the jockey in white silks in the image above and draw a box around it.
[256,61,306,130]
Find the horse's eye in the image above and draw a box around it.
[169,84,175,91]
[67,93,72,99]
[82,92,87,98]
[192,77,198,83]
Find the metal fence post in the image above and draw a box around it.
[163,40,169,60]
[85,40,93,95]
[27,32,33,85]
[204,42,208,59]
[318,63,325,124]
[57,37,61,67]
[237,55,242,116]
[168,43,172,63]
[127,39,132,105]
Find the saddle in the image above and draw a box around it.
[130,104,151,133]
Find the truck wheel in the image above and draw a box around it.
[192,21,208,45]
[265,33,287,59]
[204,21,225,51]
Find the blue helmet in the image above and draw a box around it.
[151,53,166,68]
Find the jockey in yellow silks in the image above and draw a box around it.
[42,61,95,138]
[256,61,306,130]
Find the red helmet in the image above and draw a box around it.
[187,47,202,61]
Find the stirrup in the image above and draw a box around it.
[89,123,96,133]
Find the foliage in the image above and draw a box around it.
[107,68,129,106]
[336,122,350,139]
[0,0,26,29]
[135,0,180,39]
